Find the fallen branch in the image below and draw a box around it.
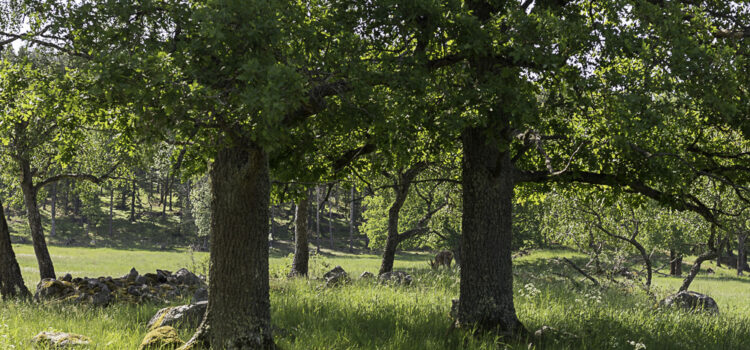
[562,257,601,287]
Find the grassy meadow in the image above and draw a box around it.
[2,244,748,349]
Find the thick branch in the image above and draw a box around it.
[36,162,121,190]
[516,169,718,225]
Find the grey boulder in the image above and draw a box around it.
[659,291,719,314]
[147,301,208,330]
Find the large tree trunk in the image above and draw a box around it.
[19,159,56,280]
[0,198,31,299]
[289,191,310,277]
[186,144,274,349]
[50,182,57,237]
[456,127,524,336]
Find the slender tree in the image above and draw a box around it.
[289,189,310,277]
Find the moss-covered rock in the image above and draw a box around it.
[35,279,76,301]
[31,331,91,348]
[139,326,184,350]
[147,301,208,331]
[35,268,205,307]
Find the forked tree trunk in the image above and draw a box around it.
[289,191,310,277]
[19,159,56,280]
[0,198,31,299]
[377,165,424,275]
[456,127,524,336]
[185,144,274,349]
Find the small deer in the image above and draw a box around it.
[430,250,453,269]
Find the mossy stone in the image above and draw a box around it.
[139,326,184,350]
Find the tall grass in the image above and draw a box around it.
[2,246,748,349]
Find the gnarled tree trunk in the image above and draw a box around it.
[185,144,274,349]
[289,191,310,277]
[19,158,56,280]
[0,198,31,299]
[377,163,429,275]
[456,127,525,336]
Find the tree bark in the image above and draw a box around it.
[50,182,57,237]
[19,158,56,280]
[186,144,274,349]
[289,191,310,277]
[379,234,399,275]
[456,127,525,335]
[0,198,31,300]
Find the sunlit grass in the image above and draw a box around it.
[2,247,748,349]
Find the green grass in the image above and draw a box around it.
[2,246,749,349]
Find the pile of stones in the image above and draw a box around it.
[34,267,206,307]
